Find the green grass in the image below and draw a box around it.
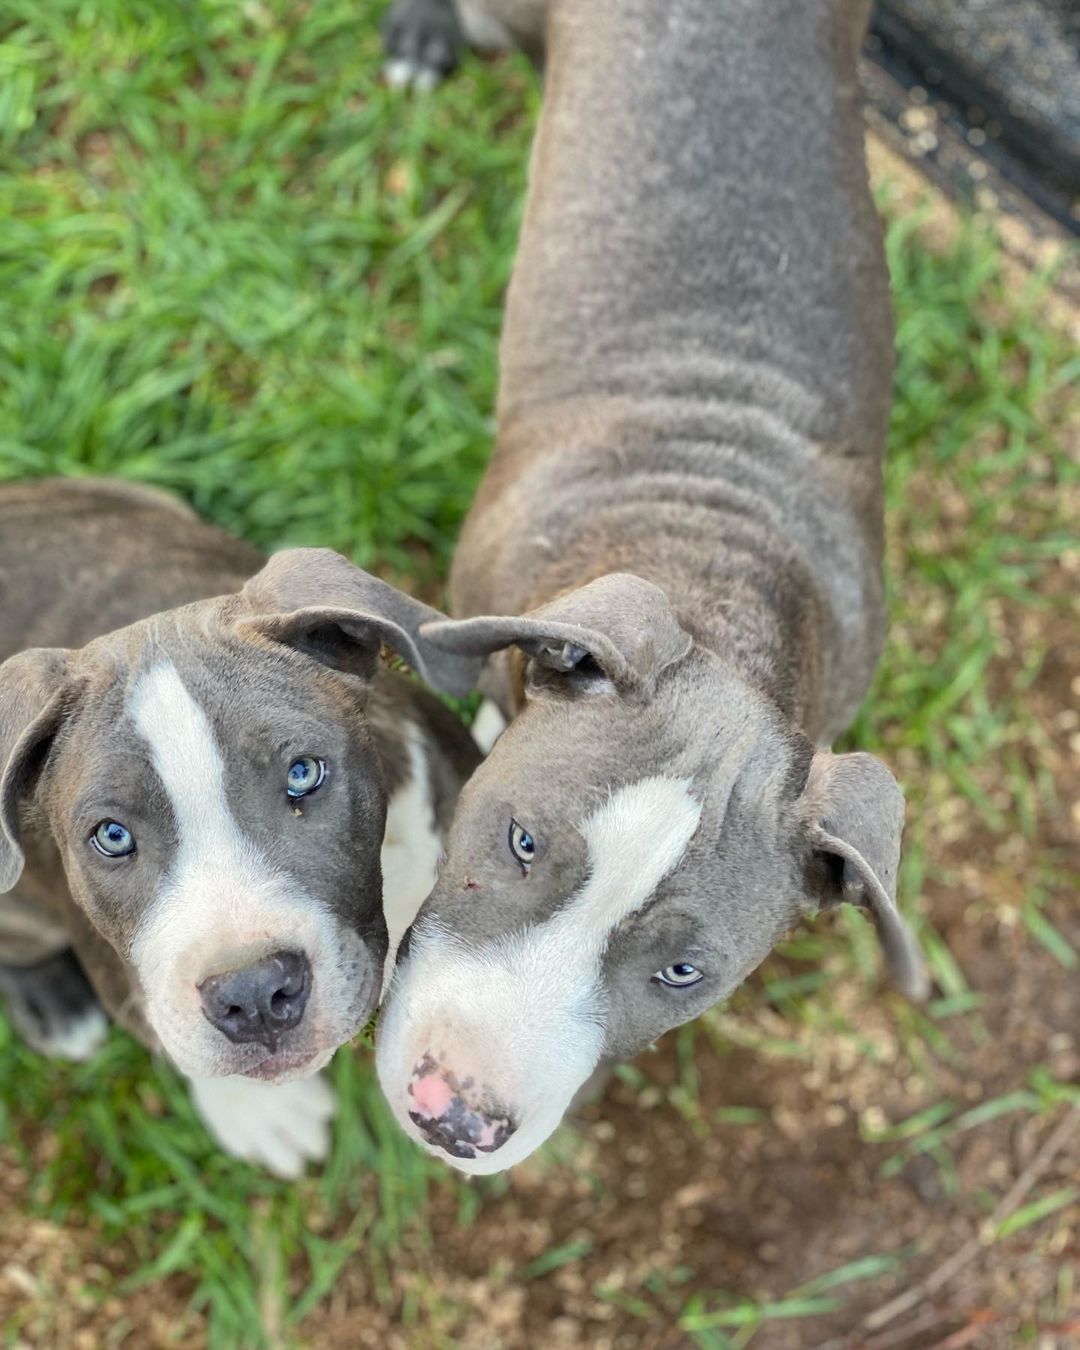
[1,0,537,581]
[2,1,1077,1346]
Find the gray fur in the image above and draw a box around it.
[377,0,927,1173]
[0,478,480,1073]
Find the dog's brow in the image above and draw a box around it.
[70,791,139,825]
[555,777,702,949]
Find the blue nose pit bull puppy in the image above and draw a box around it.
[0,479,479,1175]
[376,0,928,1175]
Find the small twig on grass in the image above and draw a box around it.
[811,1102,1080,1350]
[857,1304,954,1349]
[863,1102,1080,1332]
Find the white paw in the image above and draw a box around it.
[384,57,415,87]
[383,57,442,91]
[471,699,508,754]
[188,1070,337,1178]
[36,1003,110,1062]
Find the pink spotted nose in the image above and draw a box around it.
[406,1054,516,1160]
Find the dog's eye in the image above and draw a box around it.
[287,756,326,799]
[91,820,135,858]
[653,962,703,988]
[508,819,536,873]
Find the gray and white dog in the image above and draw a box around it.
[377,0,928,1175]
[0,478,479,1175]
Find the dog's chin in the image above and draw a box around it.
[241,1045,335,1084]
[164,1039,336,1082]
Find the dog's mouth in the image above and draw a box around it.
[242,1046,332,1083]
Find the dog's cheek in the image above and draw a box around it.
[61,856,146,960]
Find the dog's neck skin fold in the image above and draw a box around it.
[451,0,894,742]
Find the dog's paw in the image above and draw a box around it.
[188,1071,337,1178]
[0,949,109,1062]
[382,0,463,90]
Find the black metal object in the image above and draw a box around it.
[866,0,1079,236]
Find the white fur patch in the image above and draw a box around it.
[38,1003,110,1063]
[188,1069,336,1177]
[380,723,443,982]
[376,777,702,1175]
[565,777,703,945]
[129,662,269,905]
[384,57,441,91]
[128,661,371,1078]
[471,699,507,754]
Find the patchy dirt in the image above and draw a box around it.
[0,1158,205,1349]
[864,131,1080,340]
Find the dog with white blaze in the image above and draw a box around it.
[375,0,929,1176]
[0,478,480,1176]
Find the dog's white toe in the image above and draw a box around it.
[384,58,418,88]
[37,1003,110,1062]
[383,57,443,91]
[188,1071,337,1178]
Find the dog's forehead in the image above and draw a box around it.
[50,613,371,812]
[462,688,678,816]
[462,661,798,835]
[77,601,352,722]
[80,593,235,661]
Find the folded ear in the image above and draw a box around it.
[0,648,73,893]
[801,750,929,1002]
[238,548,481,698]
[419,573,692,700]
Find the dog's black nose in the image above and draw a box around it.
[198,951,311,1048]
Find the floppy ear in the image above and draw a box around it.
[801,750,929,1002]
[419,573,691,700]
[0,648,73,893]
[238,548,481,698]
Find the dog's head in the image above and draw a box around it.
[0,548,478,1081]
[376,572,927,1173]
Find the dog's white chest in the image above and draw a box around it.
[380,725,443,978]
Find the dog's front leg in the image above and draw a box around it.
[0,947,109,1063]
[186,1070,338,1179]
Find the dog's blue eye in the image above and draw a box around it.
[508,820,535,872]
[654,962,703,988]
[287,756,326,799]
[91,820,135,858]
